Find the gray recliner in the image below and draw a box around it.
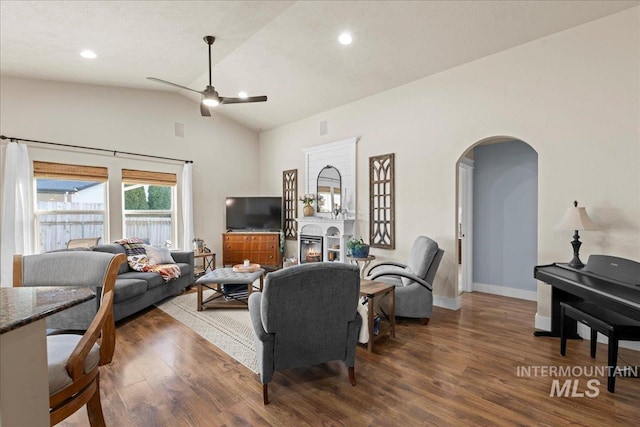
[248,262,362,404]
[367,236,444,324]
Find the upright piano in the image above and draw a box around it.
[534,255,640,338]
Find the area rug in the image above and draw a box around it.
[155,292,258,373]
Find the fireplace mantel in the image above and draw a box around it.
[297,217,354,235]
[297,217,355,263]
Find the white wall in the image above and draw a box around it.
[258,8,640,319]
[0,76,260,264]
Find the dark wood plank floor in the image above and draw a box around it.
[60,292,640,426]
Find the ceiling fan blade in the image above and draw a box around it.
[147,77,203,94]
[220,96,268,105]
[200,102,211,117]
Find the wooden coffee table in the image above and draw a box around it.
[359,279,396,352]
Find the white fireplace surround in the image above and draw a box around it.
[297,217,354,264]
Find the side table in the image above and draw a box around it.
[347,255,376,278]
[194,252,216,278]
[359,279,395,352]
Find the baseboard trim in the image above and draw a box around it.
[535,313,550,331]
[433,295,460,311]
[473,282,537,301]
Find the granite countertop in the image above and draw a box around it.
[0,287,95,334]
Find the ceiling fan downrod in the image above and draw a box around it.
[204,36,215,87]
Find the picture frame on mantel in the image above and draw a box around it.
[303,136,357,219]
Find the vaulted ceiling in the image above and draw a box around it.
[1,1,637,131]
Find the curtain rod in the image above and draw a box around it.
[0,135,193,164]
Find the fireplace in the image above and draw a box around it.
[300,235,323,263]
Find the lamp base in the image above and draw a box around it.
[568,231,585,269]
[567,257,585,269]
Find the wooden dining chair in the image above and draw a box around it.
[13,251,125,426]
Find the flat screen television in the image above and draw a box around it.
[225,197,282,231]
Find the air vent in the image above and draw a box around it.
[174,122,185,137]
[319,120,328,136]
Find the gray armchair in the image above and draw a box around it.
[248,262,362,404]
[367,236,444,324]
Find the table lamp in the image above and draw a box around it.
[554,200,599,268]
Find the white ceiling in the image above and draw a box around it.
[1,1,638,131]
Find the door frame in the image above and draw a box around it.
[458,158,474,293]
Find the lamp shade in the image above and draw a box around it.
[554,201,598,231]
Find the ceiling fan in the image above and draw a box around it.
[147,36,267,117]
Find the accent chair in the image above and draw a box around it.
[366,236,444,325]
[248,262,362,404]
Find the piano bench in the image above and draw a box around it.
[560,301,640,393]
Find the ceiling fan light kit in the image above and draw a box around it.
[202,86,220,106]
[147,35,267,116]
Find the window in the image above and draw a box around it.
[122,169,177,247]
[34,161,108,252]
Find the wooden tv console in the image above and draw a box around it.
[222,232,282,268]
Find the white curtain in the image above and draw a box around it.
[181,162,194,251]
[1,142,34,286]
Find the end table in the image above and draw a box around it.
[194,252,215,278]
[359,279,395,352]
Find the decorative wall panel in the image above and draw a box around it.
[369,153,395,249]
[283,169,298,240]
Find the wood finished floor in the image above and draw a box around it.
[59,292,640,426]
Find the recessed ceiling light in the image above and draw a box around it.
[338,32,352,45]
[238,91,248,99]
[80,50,97,59]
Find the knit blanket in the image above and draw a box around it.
[115,238,181,282]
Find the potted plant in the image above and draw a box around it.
[299,194,317,217]
[347,236,370,258]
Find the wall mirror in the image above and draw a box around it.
[316,165,341,213]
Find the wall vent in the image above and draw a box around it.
[319,120,328,136]
[174,122,185,137]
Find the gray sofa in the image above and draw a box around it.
[91,243,194,322]
[18,245,193,330]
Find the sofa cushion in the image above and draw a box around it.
[113,278,149,303]
[93,244,129,274]
[176,262,191,276]
[117,271,165,289]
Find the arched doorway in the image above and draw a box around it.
[457,137,538,299]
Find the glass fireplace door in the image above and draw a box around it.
[300,235,323,263]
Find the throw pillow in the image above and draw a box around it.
[142,244,175,266]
